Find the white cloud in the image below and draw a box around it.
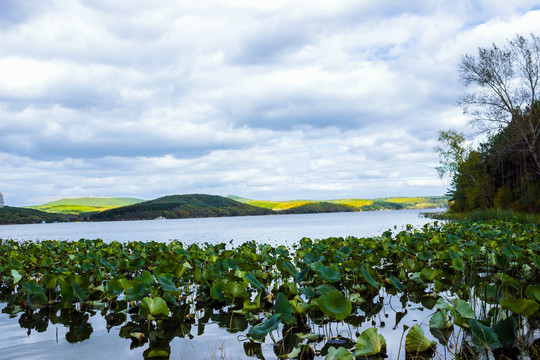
[0,1,539,205]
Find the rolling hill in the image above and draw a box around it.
[27,197,145,214]
[228,195,448,211]
[89,194,275,221]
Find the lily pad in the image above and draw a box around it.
[326,346,353,360]
[248,314,281,341]
[469,318,501,350]
[405,324,435,354]
[275,293,294,325]
[354,327,386,356]
[429,309,452,330]
[317,290,352,320]
[420,268,439,282]
[500,297,539,316]
[140,296,169,319]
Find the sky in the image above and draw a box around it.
[1,1,540,206]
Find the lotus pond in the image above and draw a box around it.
[1,219,539,360]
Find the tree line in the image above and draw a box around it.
[437,34,539,212]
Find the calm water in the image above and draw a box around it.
[0,209,445,360]
[0,209,443,245]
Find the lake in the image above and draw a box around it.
[0,209,445,360]
[0,208,443,245]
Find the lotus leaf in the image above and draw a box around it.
[452,258,465,271]
[526,285,540,302]
[354,327,386,356]
[11,269,22,284]
[469,318,501,350]
[493,317,517,348]
[420,268,438,282]
[500,297,539,316]
[247,314,281,341]
[429,309,452,329]
[326,346,353,360]
[405,324,435,353]
[317,290,352,320]
[360,266,379,289]
[245,272,264,290]
[140,296,169,319]
[275,293,294,324]
[223,282,250,302]
[311,262,341,283]
[389,275,403,292]
[210,281,225,301]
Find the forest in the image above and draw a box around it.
[437,34,540,213]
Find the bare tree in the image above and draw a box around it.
[459,33,540,176]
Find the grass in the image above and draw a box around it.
[426,208,540,224]
[232,196,448,212]
[26,197,145,214]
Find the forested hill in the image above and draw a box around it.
[0,206,74,225]
[88,194,275,221]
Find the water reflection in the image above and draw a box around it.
[1,290,442,360]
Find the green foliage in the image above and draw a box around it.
[326,346,353,360]
[90,194,275,221]
[280,202,356,214]
[354,327,386,356]
[0,219,538,358]
[405,324,435,353]
[27,197,144,214]
[0,206,72,224]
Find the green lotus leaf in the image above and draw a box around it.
[140,296,169,319]
[452,299,475,318]
[155,274,180,294]
[389,275,403,292]
[311,262,341,283]
[210,281,225,301]
[145,349,170,359]
[21,279,45,294]
[139,270,155,286]
[242,293,261,313]
[281,261,298,277]
[318,290,352,320]
[290,296,309,315]
[245,272,264,290]
[223,282,250,301]
[354,327,386,356]
[493,317,517,348]
[11,269,22,284]
[294,267,309,283]
[360,266,379,289]
[469,318,501,350]
[420,268,438,282]
[405,324,435,353]
[275,292,294,324]
[248,314,281,341]
[429,309,452,329]
[452,258,465,272]
[500,297,540,316]
[326,346,353,360]
[434,298,452,311]
[525,285,540,302]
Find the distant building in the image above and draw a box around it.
[0,193,3,208]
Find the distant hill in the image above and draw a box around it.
[0,206,74,225]
[89,194,275,221]
[279,202,356,214]
[27,197,145,214]
[229,196,448,211]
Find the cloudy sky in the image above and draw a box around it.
[1,1,540,206]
